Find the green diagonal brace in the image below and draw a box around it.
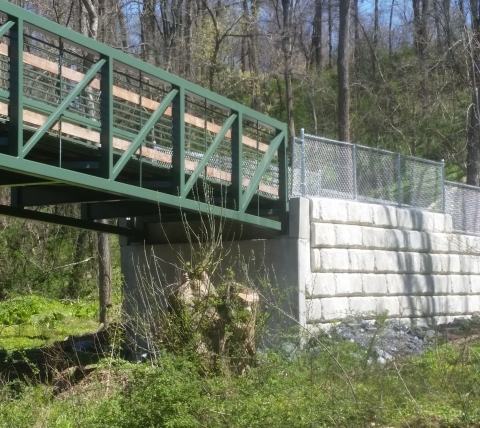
[0,20,14,38]
[240,131,285,213]
[112,88,178,180]
[21,58,106,159]
[183,113,237,197]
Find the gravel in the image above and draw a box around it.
[325,316,480,364]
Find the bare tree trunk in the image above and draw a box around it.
[80,0,112,326]
[389,0,395,56]
[467,0,480,185]
[282,0,295,141]
[141,0,158,65]
[328,0,333,68]
[338,0,351,141]
[97,220,112,327]
[373,0,379,75]
[312,0,323,70]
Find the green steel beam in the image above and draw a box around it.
[99,56,113,179]
[172,86,185,196]
[0,156,282,230]
[8,16,23,157]
[0,204,143,237]
[231,111,243,210]
[240,131,285,213]
[0,20,14,37]
[21,58,106,159]
[112,89,178,180]
[183,114,236,197]
[277,132,289,233]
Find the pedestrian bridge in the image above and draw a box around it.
[0,1,288,240]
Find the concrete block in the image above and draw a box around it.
[304,299,322,321]
[385,229,407,250]
[448,275,470,295]
[372,205,398,228]
[403,252,425,273]
[444,214,453,232]
[320,297,349,321]
[429,233,450,253]
[346,201,373,225]
[335,224,363,247]
[397,208,415,230]
[362,273,387,295]
[311,223,336,248]
[406,231,427,252]
[335,273,363,295]
[376,296,400,317]
[398,295,418,317]
[289,197,310,240]
[386,274,410,295]
[306,273,335,297]
[349,249,375,272]
[397,295,446,317]
[434,213,449,233]
[438,254,451,274]
[362,227,387,249]
[445,254,461,273]
[428,254,443,273]
[446,295,468,315]
[348,296,377,316]
[451,234,468,253]
[459,256,478,274]
[416,211,436,232]
[428,275,449,294]
[374,250,401,273]
[471,275,480,294]
[310,198,348,223]
[312,248,350,272]
[467,295,480,313]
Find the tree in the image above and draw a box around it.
[337,0,350,141]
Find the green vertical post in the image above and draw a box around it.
[231,111,243,211]
[172,85,185,196]
[8,16,23,157]
[99,55,113,179]
[277,129,289,233]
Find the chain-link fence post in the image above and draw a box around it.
[441,159,446,213]
[300,128,306,197]
[397,153,402,206]
[352,144,357,200]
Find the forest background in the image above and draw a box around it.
[1,0,479,304]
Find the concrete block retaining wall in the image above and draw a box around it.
[306,198,480,326]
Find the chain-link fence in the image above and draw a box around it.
[445,182,480,234]
[291,132,445,212]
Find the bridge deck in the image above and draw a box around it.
[0,1,288,237]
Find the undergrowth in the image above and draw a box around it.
[1,337,480,427]
[0,295,99,350]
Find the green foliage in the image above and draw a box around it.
[3,338,478,428]
[0,295,98,350]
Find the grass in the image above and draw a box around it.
[2,296,480,427]
[0,295,99,351]
[2,339,480,427]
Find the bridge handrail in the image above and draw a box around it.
[0,0,288,229]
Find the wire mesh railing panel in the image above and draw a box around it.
[401,157,443,211]
[301,135,354,199]
[356,147,398,204]
[445,182,480,234]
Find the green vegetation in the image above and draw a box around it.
[0,295,98,350]
[2,328,480,427]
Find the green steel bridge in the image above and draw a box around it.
[0,1,289,241]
